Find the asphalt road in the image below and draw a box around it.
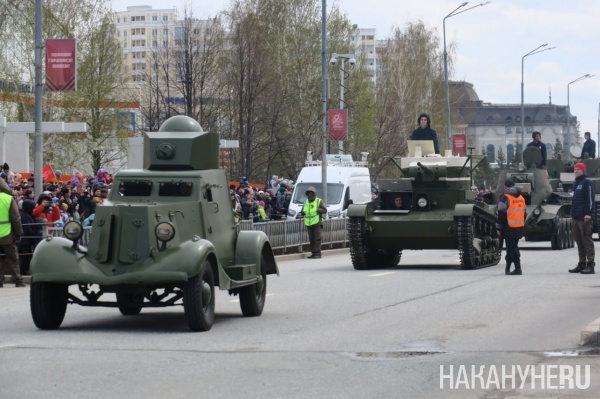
[2,242,600,398]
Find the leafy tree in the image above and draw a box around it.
[368,21,450,179]
[553,137,564,160]
[496,146,506,169]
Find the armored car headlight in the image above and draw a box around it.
[63,221,84,242]
[417,197,428,208]
[533,208,541,216]
[155,222,175,243]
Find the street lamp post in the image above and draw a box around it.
[520,44,555,148]
[566,74,594,159]
[329,53,355,154]
[443,1,490,152]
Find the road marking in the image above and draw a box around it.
[368,272,395,277]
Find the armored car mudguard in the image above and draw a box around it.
[30,116,278,332]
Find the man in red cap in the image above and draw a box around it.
[569,162,595,274]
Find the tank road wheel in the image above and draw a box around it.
[595,202,600,239]
[239,254,267,317]
[456,210,500,269]
[116,292,144,316]
[551,217,559,250]
[348,217,371,270]
[184,260,215,332]
[561,218,571,249]
[30,282,68,330]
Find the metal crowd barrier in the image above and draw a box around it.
[14,218,349,257]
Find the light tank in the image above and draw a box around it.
[347,151,500,270]
[29,116,279,332]
[494,146,573,250]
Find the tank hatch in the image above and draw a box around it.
[144,115,219,170]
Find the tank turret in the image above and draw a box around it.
[143,115,220,170]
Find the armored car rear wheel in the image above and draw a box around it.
[239,254,267,317]
[184,260,215,332]
[30,282,68,330]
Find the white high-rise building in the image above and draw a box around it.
[113,5,178,83]
[353,27,377,84]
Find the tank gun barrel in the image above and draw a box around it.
[416,162,434,175]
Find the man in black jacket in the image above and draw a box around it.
[580,131,596,159]
[410,113,440,154]
[526,131,547,169]
[569,162,595,274]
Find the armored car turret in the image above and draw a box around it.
[30,116,278,332]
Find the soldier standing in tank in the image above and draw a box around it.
[496,178,526,275]
[568,162,595,274]
[526,131,547,169]
[410,113,440,154]
[580,131,596,159]
[299,186,327,259]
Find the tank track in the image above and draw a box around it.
[455,206,501,269]
[348,217,401,270]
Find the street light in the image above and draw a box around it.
[567,74,594,159]
[520,44,555,148]
[443,1,490,152]
[330,52,356,154]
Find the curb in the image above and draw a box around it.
[580,317,600,346]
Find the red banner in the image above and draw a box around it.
[46,39,77,91]
[452,134,467,156]
[42,165,57,182]
[328,109,348,141]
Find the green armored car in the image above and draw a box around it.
[29,116,279,332]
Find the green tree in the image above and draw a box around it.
[553,137,565,160]
[496,146,506,169]
[368,21,450,179]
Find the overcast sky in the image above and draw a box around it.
[113,0,600,144]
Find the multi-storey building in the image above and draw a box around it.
[452,81,579,162]
[352,27,377,84]
[114,5,178,84]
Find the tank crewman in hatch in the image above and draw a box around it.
[410,112,440,154]
[526,131,547,169]
[299,186,327,259]
[496,178,526,275]
[580,131,596,159]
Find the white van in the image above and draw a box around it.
[287,154,372,220]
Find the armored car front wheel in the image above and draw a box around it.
[184,260,215,332]
[30,282,68,329]
[239,254,267,317]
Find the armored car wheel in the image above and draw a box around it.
[30,282,68,330]
[116,291,144,316]
[239,254,267,317]
[184,260,215,332]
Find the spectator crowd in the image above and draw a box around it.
[1,163,113,275]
